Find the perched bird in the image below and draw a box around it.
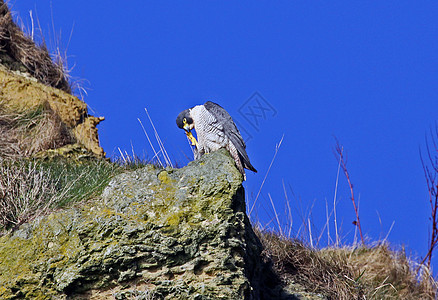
[176,101,257,179]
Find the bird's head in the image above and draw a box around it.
[176,109,194,132]
[176,109,198,146]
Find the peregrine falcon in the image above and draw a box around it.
[176,101,257,179]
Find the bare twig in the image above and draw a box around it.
[334,138,365,245]
[419,127,438,267]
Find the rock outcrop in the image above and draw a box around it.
[0,66,105,158]
[0,149,296,299]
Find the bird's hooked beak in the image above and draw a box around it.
[183,118,198,147]
[182,118,191,132]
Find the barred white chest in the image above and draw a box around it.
[190,105,228,153]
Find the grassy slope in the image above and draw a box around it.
[257,228,436,299]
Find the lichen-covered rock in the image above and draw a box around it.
[0,149,292,299]
[33,143,105,161]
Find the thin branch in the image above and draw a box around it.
[334,138,365,245]
[419,127,438,267]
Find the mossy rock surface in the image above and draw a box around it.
[0,149,308,299]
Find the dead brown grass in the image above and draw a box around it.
[0,101,74,158]
[0,0,71,93]
[348,246,436,299]
[0,159,59,230]
[256,227,437,300]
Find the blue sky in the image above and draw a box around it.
[10,1,438,268]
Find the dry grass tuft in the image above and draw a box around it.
[257,228,358,299]
[348,245,437,299]
[0,101,74,158]
[0,159,58,230]
[255,227,437,299]
[0,158,121,233]
[0,0,71,93]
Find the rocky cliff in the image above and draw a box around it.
[0,149,303,299]
[1,2,435,299]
